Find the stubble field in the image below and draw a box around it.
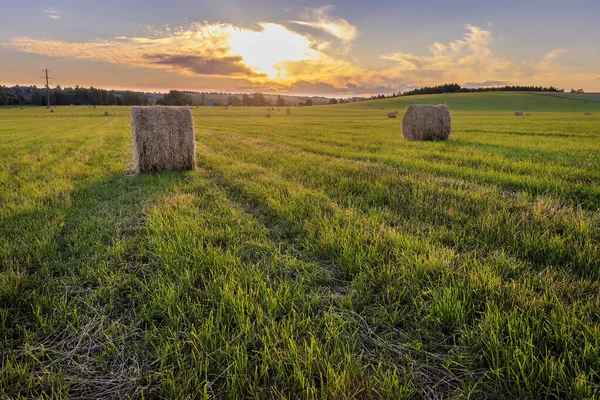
[1,92,599,398]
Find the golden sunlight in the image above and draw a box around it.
[226,23,317,79]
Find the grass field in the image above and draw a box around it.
[1,92,599,399]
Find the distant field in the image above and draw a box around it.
[1,93,599,398]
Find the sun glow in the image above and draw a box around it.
[226,23,317,79]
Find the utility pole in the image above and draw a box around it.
[41,69,54,106]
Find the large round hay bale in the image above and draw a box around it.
[401,104,451,141]
[131,106,196,173]
[515,111,523,116]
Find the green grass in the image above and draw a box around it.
[1,93,599,398]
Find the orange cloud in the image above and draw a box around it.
[290,6,358,43]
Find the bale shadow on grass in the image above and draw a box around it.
[0,168,193,399]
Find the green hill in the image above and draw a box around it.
[343,92,600,112]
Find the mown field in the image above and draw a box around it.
[1,92,599,399]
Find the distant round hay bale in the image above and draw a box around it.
[104,111,109,117]
[50,109,54,113]
[526,113,531,116]
[585,112,592,116]
[515,111,523,116]
[20,107,24,110]
[286,108,291,115]
[266,113,271,118]
[388,112,397,118]
[93,106,96,109]
[402,104,451,141]
[380,107,384,110]
[131,106,196,174]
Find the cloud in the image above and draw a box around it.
[377,24,576,89]
[2,21,578,95]
[381,24,512,84]
[44,8,60,19]
[144,54,264,77]
[290,6,358,43]
[2,23,320,81]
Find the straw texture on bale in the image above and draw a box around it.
[132,106,196,174]
[515,111,523,116]
[401,104,451,141]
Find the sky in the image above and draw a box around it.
[1,0,599,96]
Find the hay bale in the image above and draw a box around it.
[380,107,384,110]
[515,111,523,116]
[388,112,397,118]
[585,112,592,116]
[93,106,96,109]
[286,108,291,115]
[266,113,271,118]
[131,106,196,173]
[402,104,451,141]
[50,109,54,113]
[526,113,531,116]
[104,111,109,117]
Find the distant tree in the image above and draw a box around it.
[252,92,267,107]
[328,98,338,105]
[161,90,193,106]
[242,93,252,106]
[108,91,116,106]
[200,93,205,106]
[31,87,42,105]
[275,95,285,107]
[305,98,313,106]
[0,87,8,105]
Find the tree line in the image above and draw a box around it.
[225,93,317,107]
[399,83,564,97]
[0,85,151,106]
[0,86,323,107]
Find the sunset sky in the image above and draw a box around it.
[1,0,599,96]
